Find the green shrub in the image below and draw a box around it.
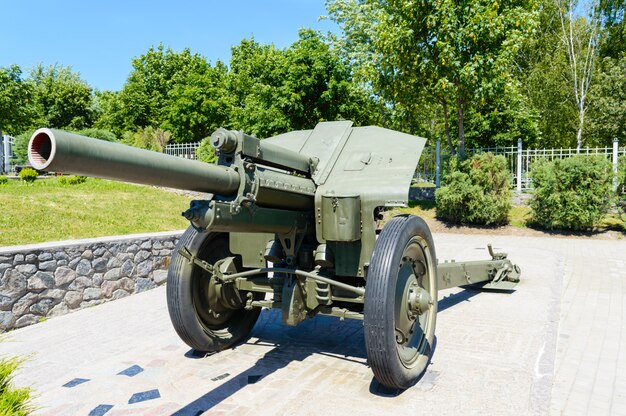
[196,136,217,164]
[0,176,8,185]
[529,156,613,231]
[617,155,626,214]
[0,355,33,415]
[58,175,87,185]
[72,128,117,142]
[18,168,38,183]
[121,126,171,152]
[435,153,511,225]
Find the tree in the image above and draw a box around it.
[327,0,540,156]
[587,55,626,145]
[29,64,94,129]
[0,65,39,135]
[597,0,626,58]
[556,0,600,151]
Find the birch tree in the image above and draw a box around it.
[556,0,599,151]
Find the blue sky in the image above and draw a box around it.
[0,0,337,91]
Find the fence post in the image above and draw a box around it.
[613,137,619,193]
[517,138,522,193]
[2,135,11,174]
[435,140,441,188]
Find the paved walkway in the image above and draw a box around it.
[1,233,624,415]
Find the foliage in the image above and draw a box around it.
[529,155,613,230]
[0,65,39,135]
[327,0,539,156]
[29,64,94,129]
[0,354,33,416]
[0,176,7,185]
[435,153,511,225]
[58,175,87,185]
[121,126,171,152]
[0,177,191,246]
[587,56,626,146]
[196,136,218,164]
[18,168,38,183]
[72,128,117,142]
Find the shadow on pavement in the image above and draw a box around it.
[172,308,366,415]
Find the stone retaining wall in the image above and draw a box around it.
[0,231,183,332]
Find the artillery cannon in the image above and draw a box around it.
[28,123,520,389]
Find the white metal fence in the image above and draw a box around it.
[163,142,200,160]
[165,139,625,192]
[417,138,625,192]
[0,135,17,174]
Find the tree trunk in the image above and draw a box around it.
[457,99,465,159]
[441,99,455,154]
[576,108,585,152]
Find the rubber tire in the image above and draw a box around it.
[364,215,438,389]
[167,227,262,352]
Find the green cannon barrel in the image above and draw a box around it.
[27,128,240,195]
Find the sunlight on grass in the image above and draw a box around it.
[0,177,192,246]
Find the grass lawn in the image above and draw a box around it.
[0,177,193,246]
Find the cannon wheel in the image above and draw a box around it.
[364,215,438,389]
[167,227,262,352]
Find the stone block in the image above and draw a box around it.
[16,264,37,275]
[54,266,76,286]
[68,257,81,269]
[30,298,55,315]
[13,254,25,265]
[68,276,93,290]
[53,251,69,261]
[12,293,38,315]
[140,241,152,250]
[28,271,55,290]
[83,287,102,301]
[101,280,121,298]
[107,257,122,268]
[76,259,93,276]
[39,260,57,271]
[38,252,53,261]
[40,288,65,301]
[135,250,151,263]
[0,295,14,311]
[119,277,134,292]
[15,314,38,328]
[121,259,134,277]
[82,249,93,260]
[25,254,37,263]
[93,273,103,287]
[112,289,130,300]
[153,270,168,285]
[104,268,121,281]
[64,291,82,309]
[93,247,107,257]
[136,260,153,277]
[1,269,27,298]
[0,263,11,274]
[0,311,14,330]
[127,244,139,253]
[48,302,69,317]
[135,278,156,293]
[80,299,104,308]
[92,257,108,272]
